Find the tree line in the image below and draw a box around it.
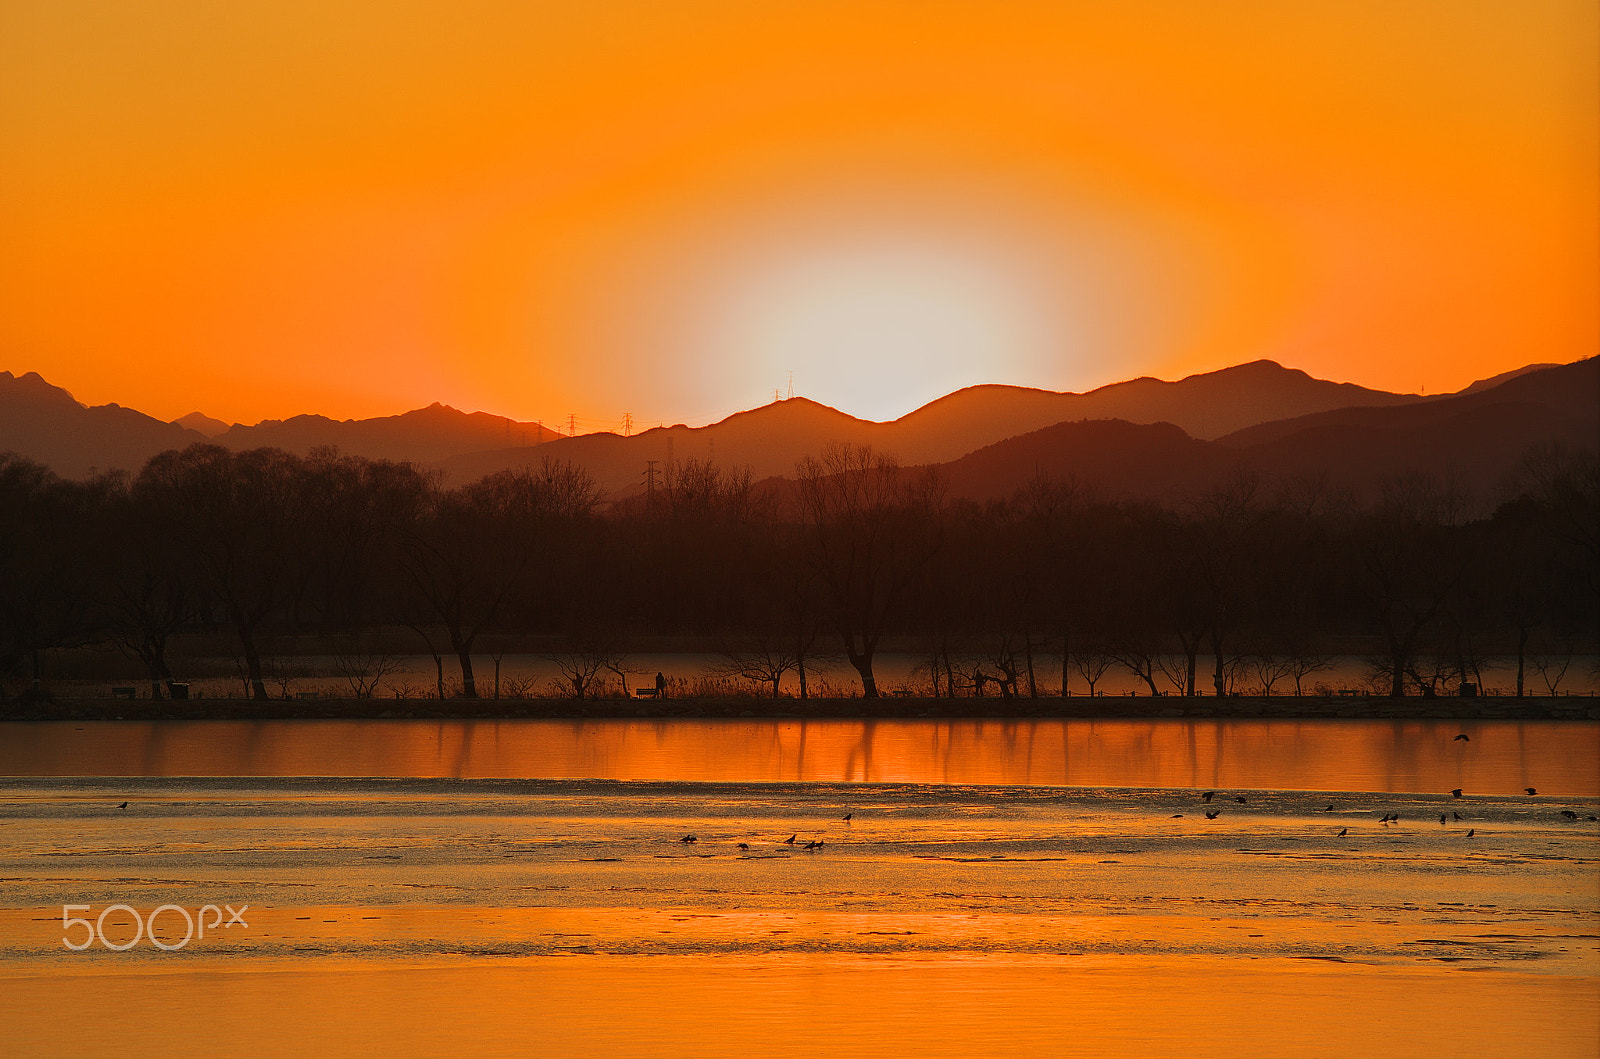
[1,440,1594,701]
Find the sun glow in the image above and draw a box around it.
[1,1,1593,425]
[696,234,1061,421]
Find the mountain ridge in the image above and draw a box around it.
[2,359,1588,494]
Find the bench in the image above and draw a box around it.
[111,687,137,700]
[634,688,659,698]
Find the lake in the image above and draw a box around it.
[1,719,1595,1057]
[1,717,1595,794]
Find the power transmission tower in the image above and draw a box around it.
[786,371,794,400]
[567,413,576,437]
[621,412,633,437]
[643,460,659,508]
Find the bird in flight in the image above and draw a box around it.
[1205,810,1220,820]
[680,834,697,844]
[1453,734,1470,742]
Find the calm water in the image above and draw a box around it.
[3,720,1596,1057]
[2,718,1596,795]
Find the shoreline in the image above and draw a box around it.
[4,694,1596,722]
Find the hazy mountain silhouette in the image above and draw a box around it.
[4,359,1588,499]
[1454,363,1562,396]
[932,418,1231,503]
[929,358,1597,505]
[213,404,558,466]
[0,371,209,477]
[440,360,1423,491]
[1217,357,1596,449]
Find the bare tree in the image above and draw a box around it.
[333,635,407,698]
[796,445,943,698]
[1249,653,1298,697]
[136,446,312,701]
[547,638,624,700]
[716,638,802,698]
[1530,640,1575,695]
[1070,644,1116,696]
[1110,641,1162,696]
[1358,473,1470,696]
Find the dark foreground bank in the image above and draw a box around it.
[4,694,1596,722]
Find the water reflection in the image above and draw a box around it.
[2,719,1595,794]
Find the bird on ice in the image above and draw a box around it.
[680,834,697,844]
[1201,792,1215,803]
[1338,828,1348,837]
[783,834,797,845]
[1450,789,1463,798]
[1467,829,1476,838]
[1525,787,1538,796]
[116,801,128,810]
[737,842,750,850]
[842,813,852,822]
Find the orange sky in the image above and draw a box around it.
[2,1,1595,428]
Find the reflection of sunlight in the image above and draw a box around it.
[702,236,1060,420]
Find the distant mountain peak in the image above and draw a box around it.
[0,369,82,408]
[172,412,230,437]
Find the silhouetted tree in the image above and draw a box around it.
[796,445,943,697]
[135,445,310,700]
